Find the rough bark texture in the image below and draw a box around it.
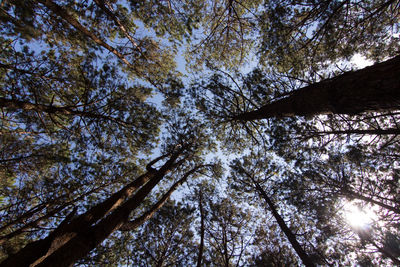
[34,150,182,267]
[234,55,400,120]
[0,153,177,267]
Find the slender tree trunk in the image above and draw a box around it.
[223,225,229,267]
[252,180,315,267]
[233,55,400,120]
[34,150,183,267]
[119,166,206,231]
[197,190,205,267]
[343,188,400,214]
[36,0,134,69]
[0,97,129,127]
[310,128,400,136]
[0,152,178,267]
[93,0,142,53]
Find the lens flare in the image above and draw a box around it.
[343,202,376,228]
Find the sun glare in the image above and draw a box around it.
[343,202,376,228]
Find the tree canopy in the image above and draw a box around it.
[1,0,400,266]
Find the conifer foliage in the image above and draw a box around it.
[1,0,399,265]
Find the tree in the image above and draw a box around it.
[233,55,400,121]
[258,0,400,74]
[202,196,254,266]
[121,200,197,267]
[2,0,400,265]
[0,141,211,266]
[231,158,317,267]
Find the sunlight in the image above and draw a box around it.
[343,202,376,229]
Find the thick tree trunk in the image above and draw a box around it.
[234,55,400,120]
[34,150,182,267]
[253,181,315,267]
[0,152,178,267]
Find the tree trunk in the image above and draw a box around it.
[233,55,400,120]
[36,0,134,69]
[119,166,206,231]
[197,190,205,267]
[0,152,180,267]
[253,180,315,267]
[0,97,130,127]
[343,188,400,214]
[34,150,183,267]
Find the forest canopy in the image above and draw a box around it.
[0,0,400,266]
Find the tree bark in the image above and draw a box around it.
[0,151,181,267]
[233,55,400,120]
[34,150,183,267]
[247,176,315,267]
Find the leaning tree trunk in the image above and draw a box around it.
[342,188,400,215]
[234,55,400,120]
[0,151,181,267]
[252,180,315,267]
[196,189,205,267]
[33,150,184,267]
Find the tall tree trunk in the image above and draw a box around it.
[33,150,183,267]
[252,180,315,267]
[0,152,179,267]
[222,225,229,267]
[342,188,400,214]
[308,128,400,137]
[0,97,130,127]
[119,165,206,231]
[233,55,400,120]
[197,190,205,267]
[36,0,134,69]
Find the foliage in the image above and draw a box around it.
[1,0,400,266]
